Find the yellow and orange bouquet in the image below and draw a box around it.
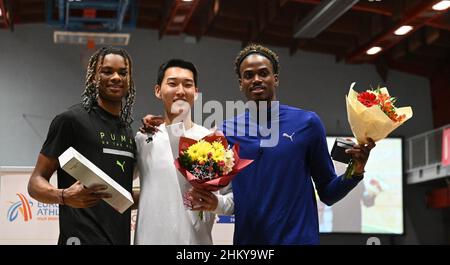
[178,138,236,183]
[174,132,253,218]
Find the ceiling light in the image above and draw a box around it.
[432,1,450,11]
[394,25,413,36]
[366,46,382,55]
[182,0,194,2]
[0,8,2,17]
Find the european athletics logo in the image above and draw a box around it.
[7,193,33,222]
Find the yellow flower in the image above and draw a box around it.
[186,140,215,163]
[186,143,200,161]
[212,141,225,152]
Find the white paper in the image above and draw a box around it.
[58,147,134,214]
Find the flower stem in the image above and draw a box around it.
[199,210,204,221]
[343,159,355,179]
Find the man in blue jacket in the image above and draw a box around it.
[220,44,375,245]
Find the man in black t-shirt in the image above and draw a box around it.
[28,47,137,245]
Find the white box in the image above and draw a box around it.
[58,147,134,214]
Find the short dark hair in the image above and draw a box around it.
[234,44,280,78]
[157,59,198,86]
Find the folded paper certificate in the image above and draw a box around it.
[58,147,133,214]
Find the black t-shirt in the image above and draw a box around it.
[41,103,136,245]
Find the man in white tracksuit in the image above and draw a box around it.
[134,59,233,244]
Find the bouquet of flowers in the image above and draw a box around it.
[344,82,413,178]
[174,132,253,218]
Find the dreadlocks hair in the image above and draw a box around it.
[234,43,280,78]
[82,46,136,126]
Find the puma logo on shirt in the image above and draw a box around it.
[116,160,126,172]
[282,132,295,142]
